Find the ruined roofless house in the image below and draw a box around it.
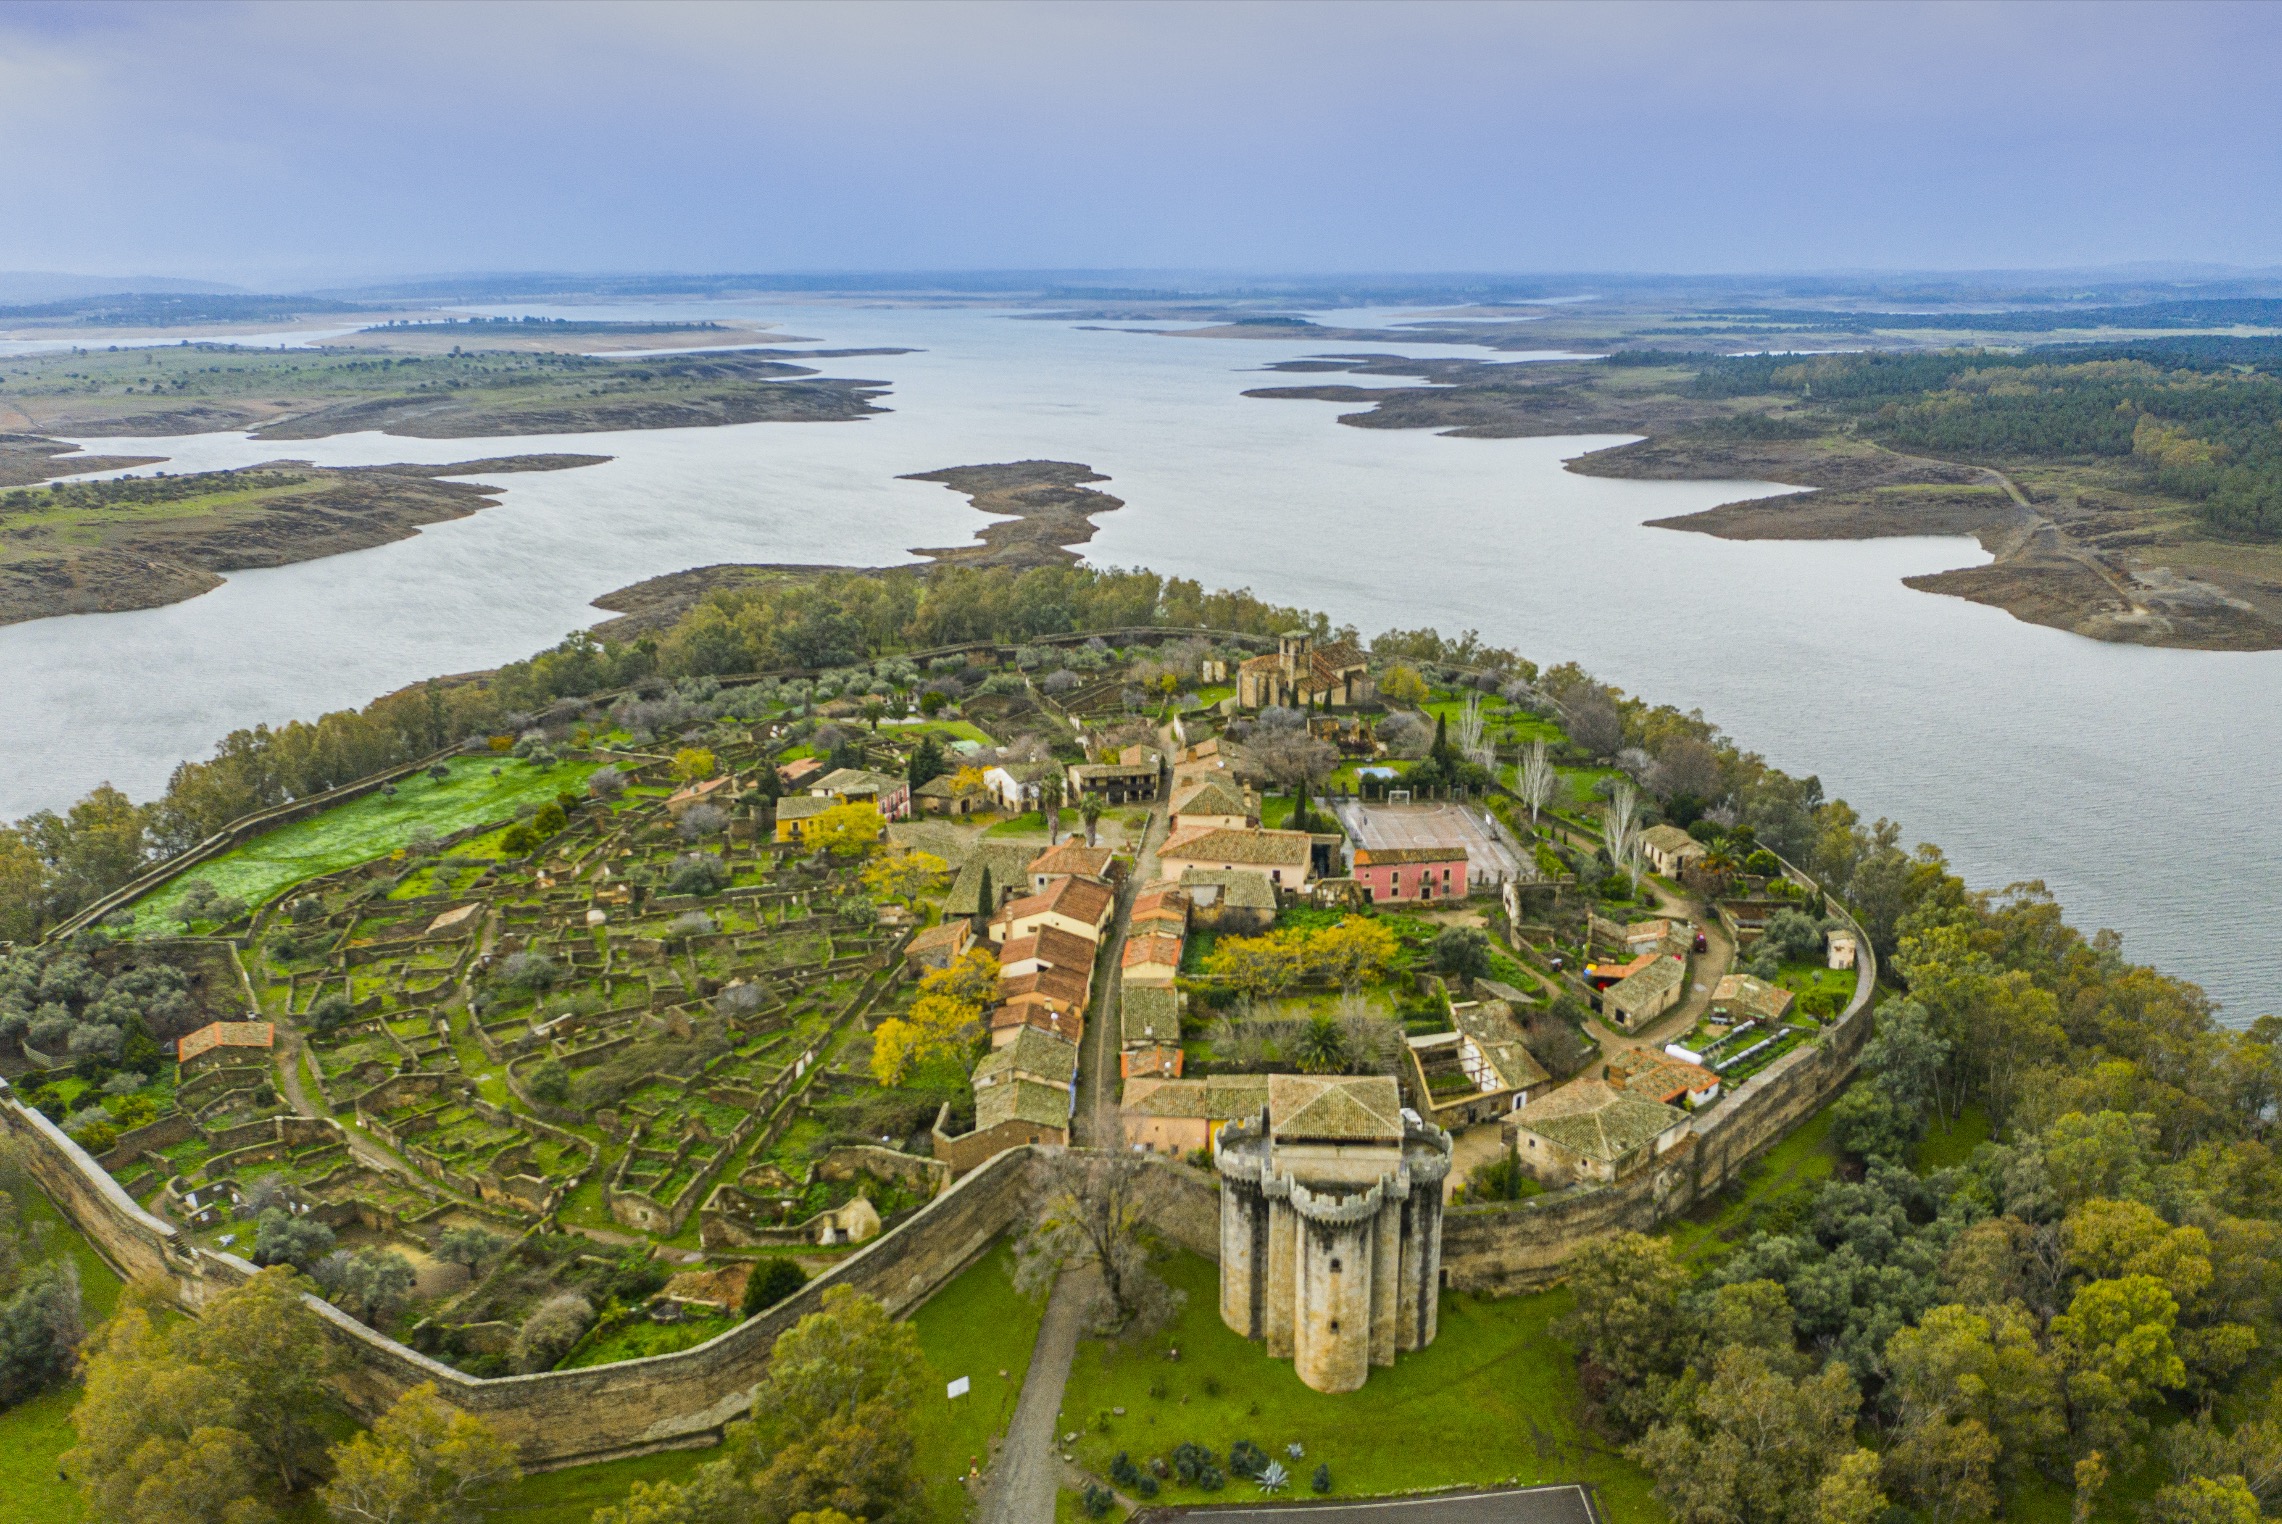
[1214,1074,1452,1393]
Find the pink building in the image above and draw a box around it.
[1351,846,1467,903]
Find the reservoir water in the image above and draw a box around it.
[2,302,2275,1021]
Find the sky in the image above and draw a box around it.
[1,0,2278,287]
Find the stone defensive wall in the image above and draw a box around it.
[1441,865,1880,1294]
[0,1086,1225,1467]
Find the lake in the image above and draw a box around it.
[3,301,2275,1020]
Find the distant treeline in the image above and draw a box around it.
[0,563,1328,940]
[1690,348,2282,539]
[369,317,726,334]
[1706,297,2282,333]
[0,293,366,324]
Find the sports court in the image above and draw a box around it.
[1332,800,1527,885]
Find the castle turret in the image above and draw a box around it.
[1214,1074,1451,1393]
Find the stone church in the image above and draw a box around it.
[1214,1074,1452,1392]
[1237,632,1374,710]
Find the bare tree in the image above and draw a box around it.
[1519,739,1556,826]
[1234,727,1338,825]
[1457,691,1496,771]
[1013,1154,1183,1334]
[1603,778,1642,890]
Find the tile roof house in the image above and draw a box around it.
[665,774,736,817]
[1404,999,1552,1127]
[989,875,1116,946]
[176,1020,274,1070]
[997,924,1097,979]
[811,767,909,820]
[1169,776,1257,833]
[1128,886,1190,936]
[1026,840,1119,891]
[912,772,990,816]
[983,761,1054,813]
[1505,1079,1690,1186]
[1174,867,1277,932]
[776,756,824,787]
[1119,930,1185,986]
[933,1063,1072,1174]
[1157,826,1314,896]
[1120,1075,1270,1157]
[1119,983,1184,1075]
[1639,824,1709,877]
[944,843,1037,919]
[902,918,973,974]
[1351,845,1468,904]
[974,1026,1080,1092]
[1605,1047,1722,1110]
[1604,955,1689,1031]
[1712,973,1796,1023]
[1067,759,1161,805]
[772,793,835,844]
[987,999,1084,1048]
[993,961,1093,1025]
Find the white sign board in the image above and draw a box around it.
[946,1376,971,1400]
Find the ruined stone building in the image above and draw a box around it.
[1214,1074,1452,1392]
[1237,631,1373,710]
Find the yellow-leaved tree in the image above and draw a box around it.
[809,801,884,858]
[1306,917,1400,989]
[671,748,718,785]
[861,851,949,906]
[321,1381,520,1524]
[870,948,997,1084]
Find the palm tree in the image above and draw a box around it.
[1291,1012,1351,1074]
[1078,793,1106,846]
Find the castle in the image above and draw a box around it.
[1214,1074,1452,1392]
[1237,631,1373,710]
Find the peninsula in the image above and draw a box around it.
[1241,343,2282,650]
[0,454,607,624]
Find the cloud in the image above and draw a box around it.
[0,0,2276,282]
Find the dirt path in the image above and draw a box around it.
[980,1269,1090,1524]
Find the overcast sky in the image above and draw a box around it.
[2,0,2277,287]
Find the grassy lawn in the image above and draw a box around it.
[1660,1105,1838,1269]
[0,1179,130,1524]
[1914,1102,1993,1173]
[464,1240,1045,1524]
[1059,1251,1660,1522]
[909,1243,1048,1522]
[983,812,1051,839]
[133,753,597,930]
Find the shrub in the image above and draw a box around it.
[253,1207,335,1271]
[499,823,541,856]
[532,802,568,836]
[742,1257,809,1317]
[1110,1452,1142,1488]
[676,804,728,841]
[588,766,626,799]
[315,1247,417,1328]
[1172,1442,1216,1485]
[1042,669,1082,695]
[498,952,562,991]
[305,992,353,1033]
[716,983,770,1021]
[1761,908,1823,964]
[512,1293,593,1373]
[1228,1440,1269,1479]
[1431,927,1492,982]
[1312,1464,1332,1494]
[0,1259,83,1408]
[666,854,730,897]
[665,911,716,944]
[240,1172,295,1217]
[526,1057,570,1105]
[1082,1483,1115,1517]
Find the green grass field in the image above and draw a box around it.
[1059,1251,1660,1522]
[0,1175,129,1524]
[132,754,596,931]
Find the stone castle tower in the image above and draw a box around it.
[1214,1074,1452,1392]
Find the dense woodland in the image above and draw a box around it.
[1688,344,2282,540]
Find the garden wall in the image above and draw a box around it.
[0,1089,1221,1467]
[1439,881,1878,1294]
